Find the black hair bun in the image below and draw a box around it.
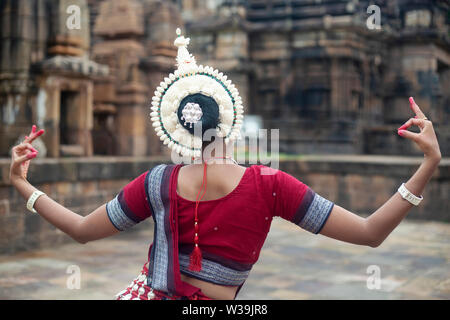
[177,93,219,135]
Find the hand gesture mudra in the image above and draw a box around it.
[397,97,441,162]
[9,125,45,183]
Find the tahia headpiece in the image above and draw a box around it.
[149,28,244,158]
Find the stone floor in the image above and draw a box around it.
[0,217,449,300]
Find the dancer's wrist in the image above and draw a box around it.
[423,153,441,168]
[10,175,29,188]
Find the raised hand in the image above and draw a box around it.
[397,97,441,163]
[9,125,45,183]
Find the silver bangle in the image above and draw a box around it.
[397,183,423,206]
[26,190,46,213]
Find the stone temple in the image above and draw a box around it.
[1,0,449,158]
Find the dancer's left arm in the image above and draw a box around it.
[318,97,441,247]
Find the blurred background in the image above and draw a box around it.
[0,0,449,299]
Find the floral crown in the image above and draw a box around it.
[149,28,244,158]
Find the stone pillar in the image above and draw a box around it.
[76,80,94,156]
[48,0,90,56]
[115,79,148,156]
[39,78,60,158]
[0,0,35,156]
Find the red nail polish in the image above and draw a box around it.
[408,97,415,111]
[398,130,405,136]
[27,152,37,159]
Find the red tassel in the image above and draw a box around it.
[188,162,207,273]
[188,245,202,272]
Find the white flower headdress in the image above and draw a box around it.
[149,28,244,158]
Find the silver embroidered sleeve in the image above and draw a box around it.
[298,193,334,234]
[106,196,137,231]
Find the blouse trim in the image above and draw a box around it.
[106,191,138,231]
[178,253,250,286]
[295,189,334,234]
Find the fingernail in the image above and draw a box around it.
[36,129,45,135]
[398,130,405,136]
[408,97,415,110]
[32,125,36,133]
[27,152,37,159]
[31,147,38,152]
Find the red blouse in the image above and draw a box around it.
[106,164,334,289]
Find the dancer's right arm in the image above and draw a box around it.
[11,175,119,244]
[9,125,136,244]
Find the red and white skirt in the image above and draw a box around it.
[115,262,212,300]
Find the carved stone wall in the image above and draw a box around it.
[0,0,108,158]
[91,0,182,156]
[183,0,449,156]
[1,0,448,158]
